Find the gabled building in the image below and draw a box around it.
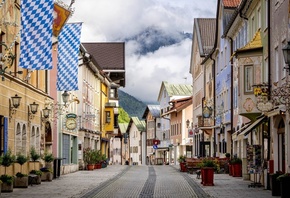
[119,123,129,165]
[157,81,192,164]
[142,105,165,165]
[81,42,125,163]
[190,18,216,158]
[127,117,146,165]
[164,97,193,164]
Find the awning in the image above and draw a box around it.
[236,122,251,134]
[239,115,267,137]
[199,126,215,135]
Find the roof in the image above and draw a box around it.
[223,0,241,8]
[195,18,216,55]
[142,105,160,119]
[236,29,262,53]
[127,117,146,132]
[163,96,192,116]
[157,81,192,101]
[119,123,128,134]
[82,42,125,87]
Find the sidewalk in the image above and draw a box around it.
[181,165,273,198]
[1,165,128,198]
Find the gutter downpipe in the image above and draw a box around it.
[228,36,234,158]
[209,54,216,157]
[266,0,271,190]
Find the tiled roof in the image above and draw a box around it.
[142,105,160,119]
[237,29,262,52]
[223,0,241,8]
[82,42,125,70]
[164,82,192,97]
[196,18,216,55]
[131,117,146,132]
[119,123,128,134]
[165,96,192,116]
[82,42,125,87]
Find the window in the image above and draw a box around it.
[264,58,269,83]
[244,65,254,93]
[275,47,279,82]
[282,40,286,78]
[257,7,261,29]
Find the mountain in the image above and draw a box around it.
[124,26,192,55]
[118,90,147,120]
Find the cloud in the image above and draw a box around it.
[123,38,193,102]
[63,0,217,102]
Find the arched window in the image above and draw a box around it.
[16,123,22,153]
[30,126,35,149]
[22,125,27,153]
[36,128,40,153]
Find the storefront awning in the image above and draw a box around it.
[239,115,267,137]
[199,126,215,135]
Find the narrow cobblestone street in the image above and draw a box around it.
[1,165,273,198]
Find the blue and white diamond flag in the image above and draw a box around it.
[19,0,53,70]
[57,23,82,91]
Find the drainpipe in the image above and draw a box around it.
[266,0,271,190]
[228,36,234,158]
[210,54,216,157]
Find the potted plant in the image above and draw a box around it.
[29,170,42,185]
[198,158,217,186]
[83,147,95,170]
[230,157,242,177]
[29,146,41,171]
[14,152,29,188]
[94,150,102,169]
[1,150,15,192]
[178,155,187,172]
[101,154,107,168]
[43,151,54,168]
[277,173,290,198]
[40,167,53,181]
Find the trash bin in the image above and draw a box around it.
[53,158,64,179]
[270,173,282,196]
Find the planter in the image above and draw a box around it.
[232,164,242,177]
[270,173,281,196]
[14,176,29,188]
[179,162,187,172]
[228,164,232,176]
[1,182,13,192]
[280,176,290,198]
[31,175,41,185]
[101,162,107,168]
[95,163,102,169]
[41,172,53,181]
[87,164,94,170]
[201,167,214,186]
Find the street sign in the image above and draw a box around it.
[153,144,158,149]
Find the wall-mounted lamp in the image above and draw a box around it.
[9,94,22,119]
[186,119,190,128]
[0,42,17,81]
[28,102,39,120]
[105,111,111,123]
[41,107,51,124]
[62,91,69,107]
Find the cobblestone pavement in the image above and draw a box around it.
[1,165,273,198]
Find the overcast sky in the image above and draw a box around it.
[63,0,217,102]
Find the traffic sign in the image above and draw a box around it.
[153,144,158,149]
